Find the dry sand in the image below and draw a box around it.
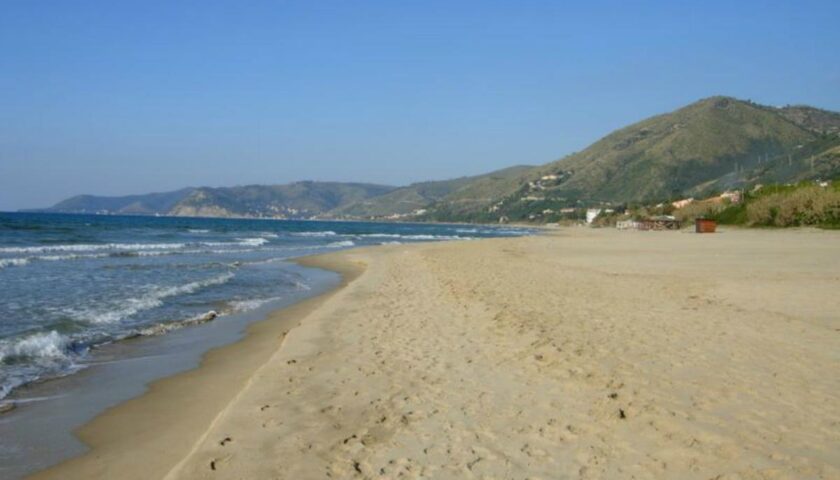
[35,228,840,479]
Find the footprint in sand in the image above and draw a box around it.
[209,454,233,471]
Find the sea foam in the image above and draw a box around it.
[292,231,337,237]
[69,272,235,324]
[0,243,186,254]
[0,331,70,363]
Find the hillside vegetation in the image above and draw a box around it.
[44,188,196,215]
[39,182,394,218]
[687,181,840,229]
[169,182,394,218]
[331,166,532,218]
[36,96,840,223]
[423,97,840,222]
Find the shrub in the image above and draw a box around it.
[745,185,840,227]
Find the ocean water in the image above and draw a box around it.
[0,212,529,401]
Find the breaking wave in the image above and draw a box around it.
[0,243,187,254]
[0,258,30,269]
[68,272,235,324]
[292,231,337,237]
[326,240,355,248]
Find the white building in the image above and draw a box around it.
[586,208,603,224]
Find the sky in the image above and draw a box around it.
[1,0,839,210]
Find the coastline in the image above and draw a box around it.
[28,253,366,480]
[29,228,840,479]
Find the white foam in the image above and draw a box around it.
[196,238,268,248]
[70,272,235,324]
[246,257,288,265]
[132,310,220,337]
[188,229,210,233]
[0,331,70,363]
[356,233,471,241]
[37,253,111,261]
[236,237,269,247]
[292,231,337,237]
[0,257,30,269]
[0,242,186,254]
[229,296,284,313]
[326,240,355,248]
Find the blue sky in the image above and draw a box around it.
[1,1,839,210]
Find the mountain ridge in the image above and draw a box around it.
[32,96,840,223]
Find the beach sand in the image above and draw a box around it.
[33,228,840,479]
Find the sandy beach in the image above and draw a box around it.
[33,227,840,479]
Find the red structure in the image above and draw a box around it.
[695,218,717,233]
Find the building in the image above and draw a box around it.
[586,208,602,224]
[617,215,680,231]
[672,198,694,209]
[720,190,742,204]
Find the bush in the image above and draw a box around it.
[745,185,840,227]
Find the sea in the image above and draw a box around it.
[0,212,529,478]
[0,212,530,401]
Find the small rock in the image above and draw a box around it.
[0,402,16,415]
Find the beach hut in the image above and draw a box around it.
[695,218,717,233]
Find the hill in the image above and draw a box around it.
[331,166,533,218]
[33,97,840,223]
[37,182,395,219]
[422,97,840,222]
[39,188,197,215]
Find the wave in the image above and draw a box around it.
[0,331,71,364]
[355,233,472,241]
[196,238,269,248]
[68,272,235,324]
[128,310,219,338]
[38,253,111,261]
[187,229,210,233]
[0,242,187,254]
[0,257,30,269]
[326,240,355,248]
[228,297,284,313]
[1,252,120,268]
[292,231,336,237]
[0,237,271,256]
[236,237,269,246]
[0,330,83,399]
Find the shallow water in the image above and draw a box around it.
[0,212,529,400]
[0,212,530,478]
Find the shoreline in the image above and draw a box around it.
[27,252,366,480]
[26,228,840,478]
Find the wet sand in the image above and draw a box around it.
[34,228,840,479]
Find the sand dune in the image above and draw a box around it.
[38,228,840,479]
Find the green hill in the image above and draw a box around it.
[40,188,196,215]
[168,182,395,218]
[38,182,395,219]
[331,166,533,218]
[423,97,840,222]
[35,96,840,224]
